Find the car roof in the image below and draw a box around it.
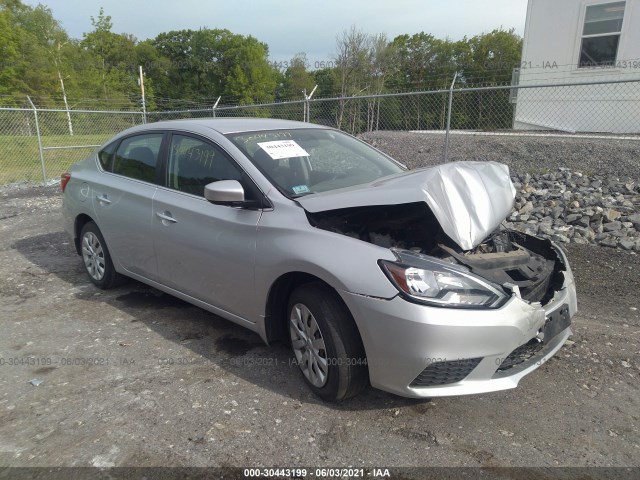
[118,118,328,137]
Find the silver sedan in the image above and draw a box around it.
[62,119,577,401]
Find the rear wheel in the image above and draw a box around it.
[288,283,368,402]
[80,222,122,289]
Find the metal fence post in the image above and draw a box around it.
[443,72,458,163]
[27,96,47,185]
[139,66,147,124]
[212,96,221,118]
[303,85,318,122]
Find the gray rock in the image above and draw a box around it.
[599,237,618,248]
[499,167,638,249]
[565,213,582,224]
[576,216,591,228]
[603,208,621,222]
[539,224,555,236]
[520,201,534,214]
[619,239,636,251]
[573,226,589,238]
[626,213,640,229]
[603,221,622,232]
[551,207,564,219]
[552,234,570,244]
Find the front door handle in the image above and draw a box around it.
[156,211,177,223]
[96,194,111,205]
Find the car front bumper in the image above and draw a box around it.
[340,265,578,398]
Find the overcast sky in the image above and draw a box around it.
[27,0,529,65]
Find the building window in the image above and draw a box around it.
[579,1,625,67]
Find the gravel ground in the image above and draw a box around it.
[0,135,639,471]
[361,131,640,177]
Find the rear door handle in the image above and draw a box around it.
[156,211,177,223]
[96,194,111,205]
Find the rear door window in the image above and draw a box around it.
[113,133,163,183]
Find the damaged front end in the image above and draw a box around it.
[306,202,567,308]
[302,161,568,309]
[301,162,577,396]
[306,201,576,393]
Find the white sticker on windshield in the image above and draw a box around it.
[257,140,309,160]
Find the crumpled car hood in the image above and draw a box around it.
[298,161,516,250]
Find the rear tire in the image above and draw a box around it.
[80,221,122,289]
[288,283,368,402]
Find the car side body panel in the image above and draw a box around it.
[92,174,158,280]
[152,186,262,320]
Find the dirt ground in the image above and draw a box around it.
[0,184,638,470]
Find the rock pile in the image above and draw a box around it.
[504,168,639,251]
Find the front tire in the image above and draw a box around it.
[80,221,122,289]
[288,283,368,402]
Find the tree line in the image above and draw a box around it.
[0,1,522,130]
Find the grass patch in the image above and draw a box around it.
[0,134,110,184]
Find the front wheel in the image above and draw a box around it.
[288,283,368,402]
[80,221,122,289]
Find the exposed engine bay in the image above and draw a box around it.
[306,202,566,305]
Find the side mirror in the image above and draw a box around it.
[204,180,245,205]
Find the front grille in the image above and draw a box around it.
[497,338,544,372]
[410,358,483,387]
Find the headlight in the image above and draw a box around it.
[379,250,507,309]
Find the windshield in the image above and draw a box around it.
[226,128,405,197]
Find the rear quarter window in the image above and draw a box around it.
[97,141,117,171]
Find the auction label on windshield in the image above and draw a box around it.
[258,140,309,159]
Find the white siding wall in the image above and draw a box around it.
[514,0,640,133]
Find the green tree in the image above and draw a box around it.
[281,52,314,100]
[313,67,337,98]
[388,32,459,91]
[81,7,138,101]
[458,28,523,85]
[0,7,24,96]
[151,28,276,104]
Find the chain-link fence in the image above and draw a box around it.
[0,103,145,184]
[1,78,639,185]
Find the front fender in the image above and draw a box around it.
[253,204,399,320]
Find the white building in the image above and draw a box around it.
[514,0,640,133]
